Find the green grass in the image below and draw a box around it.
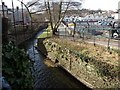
[35,31,52,47]
[35,23,53,47]
[37,23,53,38]
[37,31,52,38]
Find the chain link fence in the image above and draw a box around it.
[57,21,119,50]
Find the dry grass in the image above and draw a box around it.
[44,37,120,88]
[49,37,119,66]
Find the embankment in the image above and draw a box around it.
[37,37,120,89]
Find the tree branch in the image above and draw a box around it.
[47,0,54,31]
[54,1,71,30]
[17,0,32,22]
[27,0,38,8]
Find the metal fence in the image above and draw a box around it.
[57,21,119,50]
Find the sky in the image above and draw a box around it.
[82,0,120,10]
[1,0,120,11]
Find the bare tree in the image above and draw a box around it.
[17,0,34,24]
[45,0,71,35]
[22,0,83,35]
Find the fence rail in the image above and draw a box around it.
[1,1,46,45]
[57,22,119,50]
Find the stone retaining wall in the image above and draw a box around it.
[37,38,119,89]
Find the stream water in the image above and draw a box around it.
[21,30,91,89]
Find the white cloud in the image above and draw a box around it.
[1,0,120,10]
[82,0,120,10]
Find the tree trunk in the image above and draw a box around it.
[53,28,58,35]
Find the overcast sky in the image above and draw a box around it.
[1,0,120,11]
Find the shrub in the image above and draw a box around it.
[2,41,33,89]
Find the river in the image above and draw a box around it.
[21,29,92,89]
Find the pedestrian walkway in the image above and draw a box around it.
[58,23,119,49]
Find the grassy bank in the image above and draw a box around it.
[37,23,53,39]
[44,37,120,88]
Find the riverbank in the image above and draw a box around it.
[19,29,92,89]
[37,37,120,89]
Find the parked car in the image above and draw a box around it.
[112,21,120,39]
[112,28,120,39]
[97,21,109,26]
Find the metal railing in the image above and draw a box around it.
[1,1,39,45]
[57,22,119,50]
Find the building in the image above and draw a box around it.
[0,3,31,25]
[13,7,31,25]
[0,4,8,17]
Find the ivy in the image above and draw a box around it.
[2,41,33,89]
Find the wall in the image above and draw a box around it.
[0,16,2,86]
[37,38,119,88]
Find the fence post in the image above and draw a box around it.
[94,29,96,46]
[0,16,1,90]
[73,22,76,41]
[2,2,5,17]
[69,58,72,71]
[2,17,8,44]
[107,29,111,50]
[21,1,25,39]
[82,28,84,40]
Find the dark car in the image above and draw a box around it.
[112,21,120,39]
[112,28,120,39]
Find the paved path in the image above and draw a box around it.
[58,23,119,49]
[86,40,119,49]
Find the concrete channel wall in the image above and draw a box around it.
[37,38,119,89]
